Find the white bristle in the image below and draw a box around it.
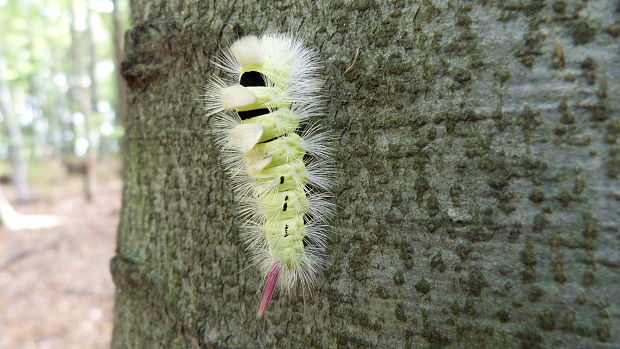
[221,85,256,109]
[230,36,265,66]
[246,156,272,175]
[229,123,263,153]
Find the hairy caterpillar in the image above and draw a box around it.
[204,33,334,317]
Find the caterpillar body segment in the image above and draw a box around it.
[205,33,333,317]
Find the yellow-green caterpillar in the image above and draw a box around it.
[204,33,334,317]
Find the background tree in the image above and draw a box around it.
[111,1,620,348]
[0,41,31,202]
[67,0,98,201]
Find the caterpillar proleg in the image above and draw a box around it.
[204,33,334,317]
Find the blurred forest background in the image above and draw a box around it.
[0,0,127,347]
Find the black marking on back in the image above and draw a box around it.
[257,133,289,145]
[240,71,265,87]
[238,71,269,120]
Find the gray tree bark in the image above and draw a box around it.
[111,0,128,127]
[111,1,620,348]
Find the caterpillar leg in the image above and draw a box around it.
[257,260,282,318]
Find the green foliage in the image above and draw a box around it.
[0,0,127,160]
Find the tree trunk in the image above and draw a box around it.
[69,2,96,202]
[112,1,620,348]
[111,0,128,127]
[86,5,100,113]
[0,43,31,203]
[84,3,98,200]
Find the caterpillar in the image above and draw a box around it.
[204,33,334,318]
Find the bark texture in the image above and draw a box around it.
[112,1,620,348]
[112,0,128,126]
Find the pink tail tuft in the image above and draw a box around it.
[257,260,282,318]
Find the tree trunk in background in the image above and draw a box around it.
[112,1,620,348]
[111,0,127,127]
[84,3,98,200]
[59,44,78,159]
[0,44,31,203]
[69,2,96,202]
[86,5,100,113]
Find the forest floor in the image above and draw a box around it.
[0,160,121,349]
